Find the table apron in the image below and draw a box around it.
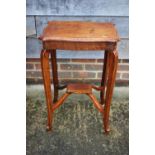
[43,41,117,51]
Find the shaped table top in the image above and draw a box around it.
[41,21,119,43]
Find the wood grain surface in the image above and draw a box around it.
[41,21,119,43]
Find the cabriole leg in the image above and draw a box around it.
[103,50,118,133]
[41,50,53,131]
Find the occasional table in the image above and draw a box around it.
[39,21,119,134]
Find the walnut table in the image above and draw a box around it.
[39,21,119,134]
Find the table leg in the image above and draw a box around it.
[100,50,109,105]
[41,50,53,131]
[103,50,118,133]
[51,50,59,103]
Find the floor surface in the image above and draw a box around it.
[26,85,129,155]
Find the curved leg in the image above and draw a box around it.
[41,50,53,131]
[51,50,59,103]
[103,50,118,133]
[100,50,109,105]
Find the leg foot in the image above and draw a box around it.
[104,128,110,134]
[46,125,52,132]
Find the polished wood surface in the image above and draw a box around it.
[52,83,104,113]
[40,50,53,131]
[41,21,119,42]
[40,21,119,50]
[40,21,119,134]
[104,50,118,133]
[67,83,92,94]
[42,41,116,51]
[50,50,59,103]
[100,50,109,105]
